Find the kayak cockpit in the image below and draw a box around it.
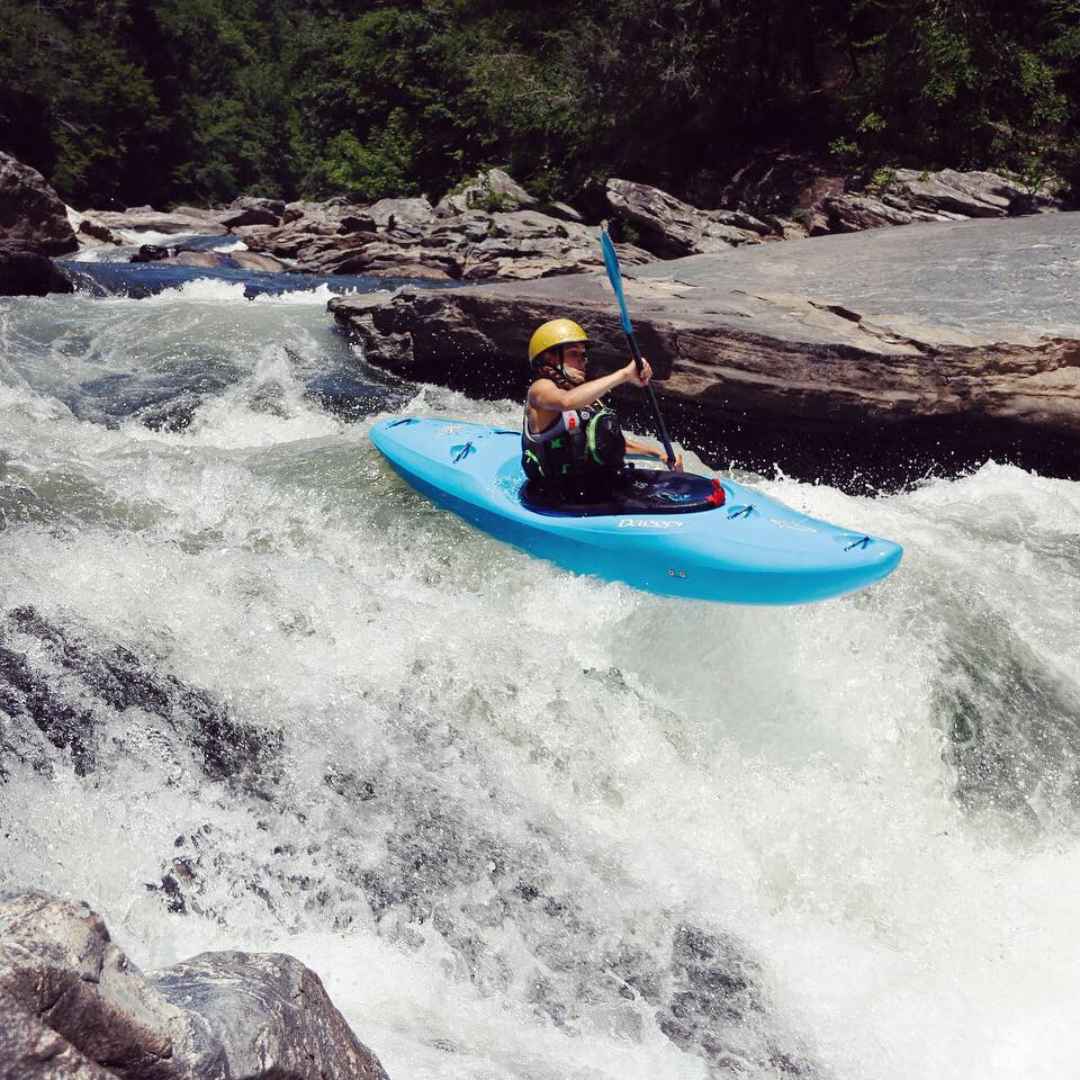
[520,469,726,517]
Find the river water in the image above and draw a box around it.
[1,257,1079,1080]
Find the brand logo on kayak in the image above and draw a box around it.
[768,518,818,534]
[617,519,685,529]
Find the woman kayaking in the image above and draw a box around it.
[521,318,680,503]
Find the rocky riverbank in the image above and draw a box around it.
[331,210,1080,489]
[2,148,1064,295]
[0,892,389,1080]
[76,166,1061,285]
[5,147,1076,487]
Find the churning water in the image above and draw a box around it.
[2,272,1079,1080]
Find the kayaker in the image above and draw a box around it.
[522,318,681,502]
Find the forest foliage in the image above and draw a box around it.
[2,0,1078,209]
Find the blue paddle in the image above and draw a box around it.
[600,227,677,469]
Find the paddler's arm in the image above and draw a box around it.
[625,434,684,471]
[528,356,653,412]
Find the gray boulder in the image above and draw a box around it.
[77,218,123,246]
[79,210,229,237]
[0,892,390,1080]
[150,953,389,1080]
[229,196,286,217]
[605,178,768,257]
[219,206,281,229]
[888,167,1030,218]
[539,200,584,224]
[823,192,917,232]
[229,250,288,273]
[0,152,78,255]
[0,891,223,1080]
[435,168,538,217]
[820,168,1064,236]
[365,196,437,237]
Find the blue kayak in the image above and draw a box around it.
[371,416,902,605]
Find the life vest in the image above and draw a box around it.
[521,404,625,484]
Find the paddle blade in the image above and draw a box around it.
[600,228,634,335]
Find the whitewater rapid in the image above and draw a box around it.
[2,275,1080,1080]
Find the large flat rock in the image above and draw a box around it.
[331,212,1080,488]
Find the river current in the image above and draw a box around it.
[2,257,1079,1079]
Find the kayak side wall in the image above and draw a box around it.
[377,446,901,605]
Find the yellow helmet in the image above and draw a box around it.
[528,318,588,362]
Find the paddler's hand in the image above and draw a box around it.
[621,356,653,386]
[656,448,684,472]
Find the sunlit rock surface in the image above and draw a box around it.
[0,152,78,257]
[331,211,1080,488]
[0,892,390,1080]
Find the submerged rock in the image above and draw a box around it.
[331,210,1080,488]
[0,606,280,784]
[0,892,390,1080]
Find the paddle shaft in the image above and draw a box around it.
[624,328,676,468]
[600,227,677,469]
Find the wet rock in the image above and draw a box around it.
[228,249,287,273]
[331,210,1080,489]
[150,952,391,1080]
[658,925,814,1076]
[171,250,231,269]
[305,371,412,421]
[0,641,95,775]
[0,151,78,256]
[0,892,221,1079]
[135,392,202,434]
[131,244,171,263]
[605,178,769,257]
[0,247,75,297]
[77,218,123,246]
[0,892,390,1080]
[0,606,280,785]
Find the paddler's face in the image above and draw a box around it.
[561,342,587,384]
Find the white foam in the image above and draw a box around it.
[3,290,1080,1079]
[117,228,201,247]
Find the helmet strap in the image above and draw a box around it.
[532,345,576,391]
